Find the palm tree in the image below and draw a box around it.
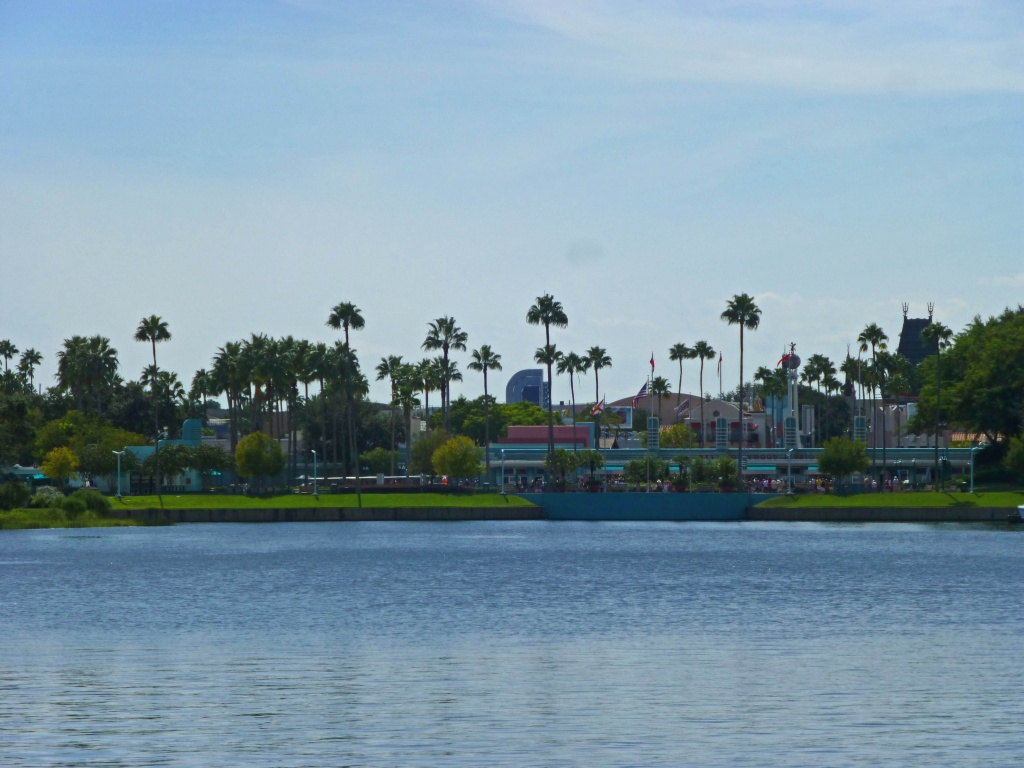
[416,357,443,429]
[721,294,761,481]
[649,375,672,422]
[393,363,421,477]
[137,316,172,495]
[468,344,503,480]
[376,354,405,475]
[857,323,888,481]
[527,295,569,474]
[668,343,695,397]
[17,348,42,391]
[555,351,586,452]
[690,340,715,446]
[921,321,953,490]
[584,346,611,445]
[421,316,468,430]
[326,302,365,347]
[0,340,18,373]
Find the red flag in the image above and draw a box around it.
[590,398,605,416]
[650,353,655,373]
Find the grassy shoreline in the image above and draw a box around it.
[756,491,1024,508]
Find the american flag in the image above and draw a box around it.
[632,381,648,409]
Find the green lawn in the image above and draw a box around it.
[110,492,537,510]
[757,491,1024,508]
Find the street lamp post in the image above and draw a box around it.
[311,450,318,497]
[912,458,917,490]
[112,450,125,498]
[787,448,794,494]
[969,445,981,494]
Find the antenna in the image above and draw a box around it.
[902,302,909,319]
[927,302,934,321]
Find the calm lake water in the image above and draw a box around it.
[2,521,1022,767]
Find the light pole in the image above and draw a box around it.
[311,449,318,497]
[969,445,981,494]
[112,450,125,498]
[787,448,794,494]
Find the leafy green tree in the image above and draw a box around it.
[576,449,604,481]
[624,456,669,485]
[661,422,697,449]
[545,448,577,484]
[432,435,482,482]
[721,294,761,472]
[187,444,234,487]
[818,436,871,488]
[527,294,568,475]
[715,456,739,490]
[235,431,285,492]
[360,446,397,475]
[1002,433,1024,482]
[410,428,451,477]
[41,446,79,489]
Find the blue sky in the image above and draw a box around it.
[2,1,1022,406]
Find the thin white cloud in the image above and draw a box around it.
[978,272,1024,288]
[478,0,1024,93]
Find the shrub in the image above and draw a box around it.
[30,486,65,508]
[61,494,88,517]
[70,488,111,514]
[0,481,31,511]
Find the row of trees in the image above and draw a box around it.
[5,301,1024,488]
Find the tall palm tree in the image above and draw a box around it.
[18,348,42,391]
[527,295,568,474]
[857,323,888,481]
[326,302,365,347]
[136,316,171,495]
[668,343,695,397]
[375,354,405,475]
[212,341,244,454]
[393,363,421,477]
[584,346,611,445]
[921,321,953,490]
[691,340,716,446]
[721,294,761,482]
[422,316,467,430]
[649,375,672,422]
[468,344,503,480]
[416,357,443,429]
[0,340,18,373]
[555,351,585,451]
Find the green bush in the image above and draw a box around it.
[70,489,111,514]
[61,494,88,517]
[0,481,31,511]
[30,486,65,508]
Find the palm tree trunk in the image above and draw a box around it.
[483,369,491,482]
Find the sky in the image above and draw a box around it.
[2,0,1022,408]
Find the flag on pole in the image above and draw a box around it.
[717,352,722,376]
[590,398,605,416]
[674,397,691,417]
[632,381,648,409]
[650,353,655,373]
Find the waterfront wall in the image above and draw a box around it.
[110,507,544,524]
[747,506,1015,524]
[522,492,771,521]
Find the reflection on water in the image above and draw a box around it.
[2,522,1023,766]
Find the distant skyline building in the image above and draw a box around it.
[505,368,549,408]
